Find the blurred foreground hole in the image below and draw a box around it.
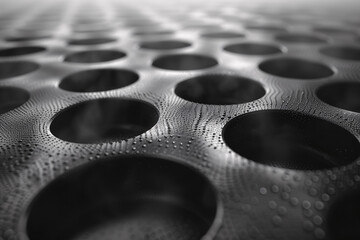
[327,189,360,240]
[26,156,220,240]
[276,33,327,43]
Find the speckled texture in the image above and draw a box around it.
[0,0,360,239]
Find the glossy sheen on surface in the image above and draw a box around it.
[0,1,360,240]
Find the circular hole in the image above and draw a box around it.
[259,57,334,79]
[133,30,174,36]
[175,74,265,105]
[59,69,138,93]
[224,43,282,55]
[223,110,360,170]
[64,50,126,63]
[0,61,39,79]
[201,32,245,39]
[313,27,355,35]
[276,33,327,43]
[0,46,45,57]
[68,38,116,45]
[317,82,360,113]
[140,40,191,50]
[152,54,218,71]
[25,156,220,240]
[0,87,29,114]
[327,190,360,240]
[50,98,158,143]
[320,46,360,61]
[245,25,287,32]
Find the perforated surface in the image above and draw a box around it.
[1,0,360,239]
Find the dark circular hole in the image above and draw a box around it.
[64,50,126,63]
[317,82,360,113]
[320,46,360,61]
[140,40,191,50]
[327,190,360,240]
[223,110,360,170]
[50,98,158,143]
[0,87,29,114]
[152,54,218,71]
[245,25,287,32]
[25,156,220,240]
[313,27,355,35]
[201,32,245,39]
[276,33,327,43]
[224,43,282,55]
[59,69,138,93]
[0,46,45,57]
[175,74,265,105]
[0,61,39,79]
[68,38,116,45]
[133,30,174,36]
[259,58,334,79]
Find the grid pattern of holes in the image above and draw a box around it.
[1,1,360,240]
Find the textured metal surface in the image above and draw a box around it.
[0,0,360,239]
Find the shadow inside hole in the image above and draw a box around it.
[59,69,138,92]
[140,40,191,50]
[0,61,39,79]
[152,54,218,71]
[259,57,334,79]
[68,38,116,45]
[175,74,265,105]
[245,25,287,32]
[317,82,360,113]
[320,46,360,61]
[223,110,360,170]
[224,43,282,55]
[201,32,245,39]
[0,46,45,57]
[275,33,327,43]
[25,156,219,240]
[313,27,355,35]
[64,50,126,63]
[50,98,158,143]
[0,87,29,114]
[327,189,360,240]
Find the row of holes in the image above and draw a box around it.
[3,30,360,43]
[2,67,360,112]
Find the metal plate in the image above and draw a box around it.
[1,0,360,239]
